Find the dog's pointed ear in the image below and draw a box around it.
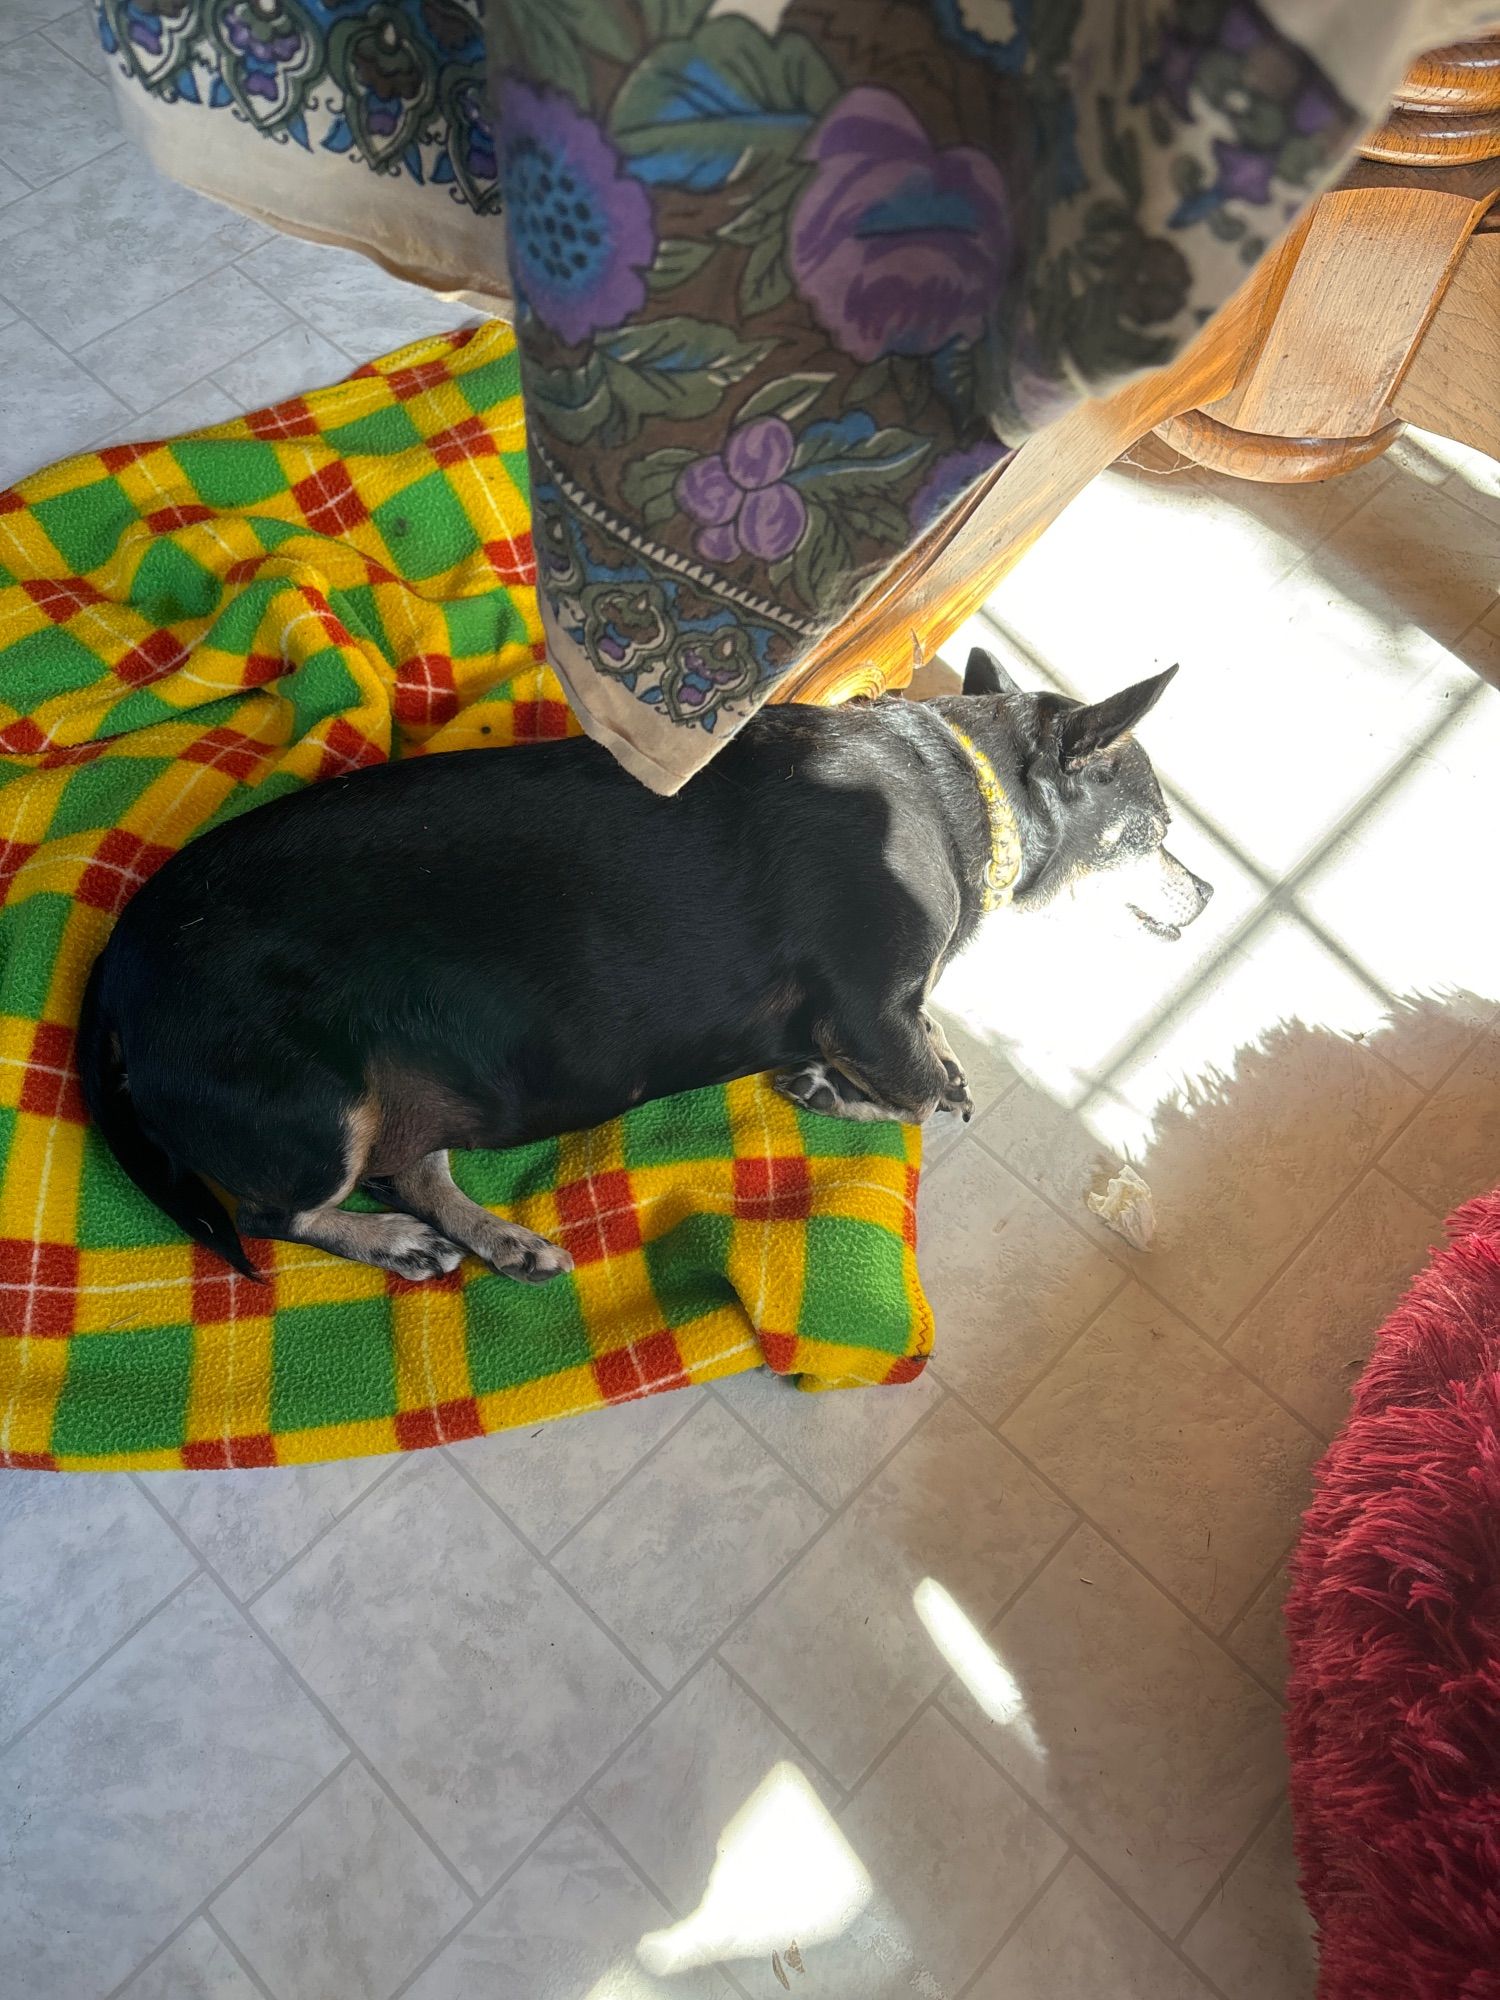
[964,646,1022,698]
[1057,665,1177,770]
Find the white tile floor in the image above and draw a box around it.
[4,19,1500,1998]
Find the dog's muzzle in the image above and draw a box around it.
[1128,851,1214,943]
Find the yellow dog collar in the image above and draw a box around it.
[947,726,1023,912]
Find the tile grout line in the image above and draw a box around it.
[1371,1008,1500,1210]
[704,1379,844,1513]
[1371,1158,1457,1227]
[0,28,87,200]
[465,1378,958,1732]
[0,1561,202,1763]
[453,1389,943,1785]
[937,1647,1240,2000]
[688,1386,960,1675]
[575,1795,691,1917]
[131,1473,481,1908]
[1436,475,1500,533]
[963,1112,1336,1467]
[1129,1264,1333,1433]
[1219,1527,1302,1703]
[945,1257,1132,1434]
[1173,1784,1290,1952]
[451,1387,975,1857]
[1196,1002,1497,1378]
[937,1367,1294,1685]
[13,18,114,96]
[378,1711,695,2000]
[102,1749,356,2000]
[3,166,400,450]
[710,1651,851,1805]
[369,1538,806,2000]
[831,1494,1084,1806]
[574,1801,760,2000]
[200,1910,281,2000]
[502,1388,710,1567]
[382,1386,907,2000]
[951,1846,1075,2000]
[965,1077,1414,1479]
[237,1452,408,1608]
[1072,1847,1238,2000]
[239,1605,483,1911]
[929,1521,1246,1995]
[65,293,290,419]
[441,1444,672,1698]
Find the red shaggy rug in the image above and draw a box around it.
[1287,1188,1500,1999]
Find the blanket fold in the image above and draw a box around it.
[0,323,930,1472]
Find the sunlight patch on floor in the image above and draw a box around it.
[931,463,1500,1169]
[914,1578,1046,1766]
[636,1762,872,1977]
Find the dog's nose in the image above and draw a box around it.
[1189,871,1214,907]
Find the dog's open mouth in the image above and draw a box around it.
[1129,905,1183,942]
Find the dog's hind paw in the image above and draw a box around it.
[379,1221,466,1281]
[487,1234,574,1285]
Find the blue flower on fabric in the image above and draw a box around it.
[498,79,658,346]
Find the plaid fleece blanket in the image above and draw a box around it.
[0,323,930,1472]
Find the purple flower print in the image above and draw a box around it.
[498,80,657,347]
[675,417,809,564]
[1135,0,1352,225]
[1210,138,1275,205]
[790,87,1008,363]
[1221,3,1263,55]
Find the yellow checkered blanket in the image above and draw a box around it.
[0,323,931,1471]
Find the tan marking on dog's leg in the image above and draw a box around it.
[325,1095,381,1205]
[370,1151,573,1284]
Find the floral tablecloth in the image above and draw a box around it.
[101,0,1500,789]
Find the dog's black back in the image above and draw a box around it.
[84,706,974,1199]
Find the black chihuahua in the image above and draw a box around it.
[79,647,1211,1280]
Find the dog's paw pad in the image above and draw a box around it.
[940,1078,974,1121]
[492,1239,574,1285]
[383,1224,465,1281]
[775,1063,841,1116]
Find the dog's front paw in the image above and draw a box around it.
[380,1221,465,1281]
[775,1061,908,1123]
[776,1061,845,1117]
[938,1059,973,1122]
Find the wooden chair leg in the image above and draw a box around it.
[1157,410,1403,484]
[1392,228,1500,461]
[1157,35,1500,488]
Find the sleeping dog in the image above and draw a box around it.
[78,647,1211,1281]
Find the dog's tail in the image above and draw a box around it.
[76,959,260,1280]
